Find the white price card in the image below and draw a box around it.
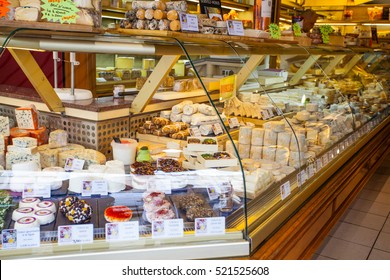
[105,221,139,242]
[275,107,283,116]
[179,13,199,32]
[81,180,108,197]
[322,154,329,166]
[58,224,93,245]
[316,158,323,170]
[228,117,240,128]
[267,108,274,117]
[280,181,291,200]
[227,20,244,36]
[147,177,172,194]
[64,158,85,171]
[212,123,224,135]
[190,127,202,137]
[22,184,51,199]
[195,217,225,236]
[152,219,183,239]
[261,110,270,120]
[1,228,40,250]
[297,170,307,187]
[307,164,315,179]
[207,186,219,201]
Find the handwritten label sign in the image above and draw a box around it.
[227,20,244,36]
[58,224,93,245]
[152,219,183,239]
[64,158,84,171]
[280,181,291,200]
[81,180,108,197]
[179,13,199,32]
[228,117,240,129]
[195,217,225,236]
[1,228,40,250]
[23,184,51,199]
[105,222,139,242]
[0,0,10,19]
[190,127,202,137]
[41,0,80,24]
[212,123,224,135]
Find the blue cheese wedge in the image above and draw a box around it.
[0,116,10,136]
[7,145,38,155]
[48,129,68,148]
[12,137,38,148]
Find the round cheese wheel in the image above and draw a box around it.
[34,209,55,225]
[12,207,35,221]
[104,205,133,222]
[36,201,57,213]
[19,197,41,208]
[167,10,178,21]
[169,20,181,31]
[136,9,145,20]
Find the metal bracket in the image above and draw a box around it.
[8,48,65,113]
[289,55,321,86]
[236,55,265,89]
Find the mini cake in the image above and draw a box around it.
[143,199,171,212]
[143,192,165,203]
[34,209,55,225]
[146,208,175,223]
[19,197,41,208]
[104,205,133,222]
[12,207,35,221]
[36,201,57,213]
[14,216,40,229]
[59,196,79,214]
[65,199,92,224]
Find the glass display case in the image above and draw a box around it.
[0,28,389,259]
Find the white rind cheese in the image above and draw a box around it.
[238,144,250,159]
[250,146,262,161]
[263,129,277,146]
[12,137,37,148]
[277,131,292,149]
[239,126,252,145]
[262,146,276,161]
[251,128,264,146]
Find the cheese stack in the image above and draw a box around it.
[6,136,40,170]
[0,116,10,169]
[38,130,85,168]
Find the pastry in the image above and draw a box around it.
[186,207,214,222]
[130,161,156,175]
[146,208,175,223]
[19,197,41,208]
[152,117,170,126]
[36,201,57,213]
[59,196,79,214]
[143,192,165,203]
[143,199,171,212]
[177,193,204,210]
[65,199,92,224]
[157,158,183,172]
[104,205,133,222]
[12,207,35,221]
[14,216,40,229]
[34,209,55,225]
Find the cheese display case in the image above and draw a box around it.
[0,27,389,260]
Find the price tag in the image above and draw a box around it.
[189,127,202,137]
[322,154,329,166]
[1,228,40,250]
[226,20,244,36]
[58,224,93,245]
[261,110,270,120]
[280,181,291,200]
[297,170,307,187]
[179,13,199,32]
[212,123,224,135]
[195,217,225,236]
[22,184,51,199]
[64,158,85,171]
[328,151,334,161]
[147,176,172,194]
[275,107,283,116]
[152,219,183,239]
[81,180,108,197]
[316,158,323,170]
[228,117,240,128]
[105,221,139,242]
[307,164,315,179]
[267,108,274,117]
[207,186,219,201]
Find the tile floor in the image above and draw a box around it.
[313,153,390,260]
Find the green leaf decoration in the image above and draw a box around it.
[41,0,80,24]
[293,23,302,37]
[319,25,334,44]
[269,23,281,39]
